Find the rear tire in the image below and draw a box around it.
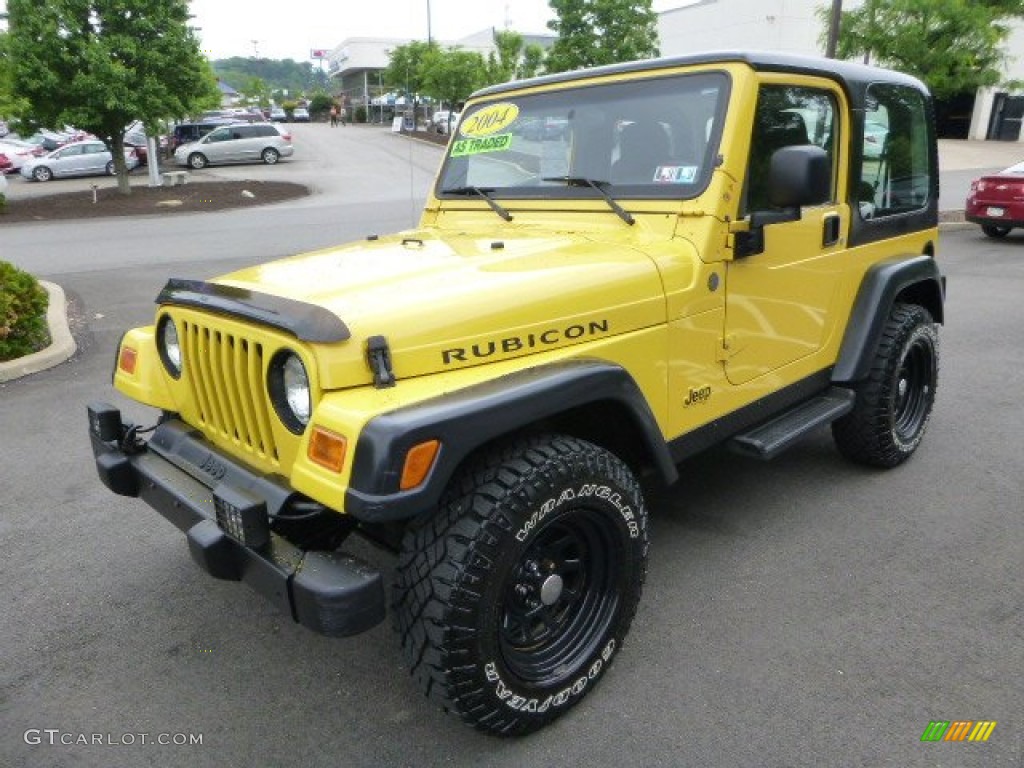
[981,224,1011,238]
[261,148,279,165]
[393,434,648,736]
[832,303,939,467]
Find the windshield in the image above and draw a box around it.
[436,71,729,200]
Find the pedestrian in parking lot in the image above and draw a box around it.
[330,105,338,127]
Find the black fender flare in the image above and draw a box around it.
[832,254,945,384]
[344,359,676,522]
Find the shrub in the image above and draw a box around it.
[354,106,367,123]
[0,261,50,362]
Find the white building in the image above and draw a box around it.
[658,0,1024,142]
[327,30,555,118]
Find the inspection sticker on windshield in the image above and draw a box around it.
[451,134,513,158]
[654,165,698,183]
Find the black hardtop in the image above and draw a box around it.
[471,50,930,106]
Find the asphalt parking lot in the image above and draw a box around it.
[1,123,1021,767]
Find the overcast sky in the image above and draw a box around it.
[187,0,688,61]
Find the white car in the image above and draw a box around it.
[174,123,293,168]
[0,139,41,173]
[20,139,139,181]
[433,110,461,134]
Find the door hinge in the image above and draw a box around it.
[716,334,738,362]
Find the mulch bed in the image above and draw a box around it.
[0,180,310,224]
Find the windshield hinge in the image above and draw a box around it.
[366,335,396,388]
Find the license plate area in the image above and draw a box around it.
[986,206,1005,217]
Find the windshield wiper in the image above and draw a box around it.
[541,176,635,225]
[442,186,513,221]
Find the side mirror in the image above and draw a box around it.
[768,145,831,208]
[735,145,832,258]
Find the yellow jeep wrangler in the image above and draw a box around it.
[89,52,944,735]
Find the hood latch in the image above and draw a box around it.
[366,335,396,389]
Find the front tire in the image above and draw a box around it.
[187,152,207,170]
[393,435,648,736]
[105,160,115,175]
[32,166,52,182]
[982,224,1011,238]
[832,303,939,467]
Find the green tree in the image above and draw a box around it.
[241,77,272,108]
[6,0,219,194]
[422,48,487,117]
[832,0,1024,99]
[384,40,440,122]
[546,0,659,73]
[484,30,547,83]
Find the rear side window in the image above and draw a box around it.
[255,125,278,137]
[857,84,932,219]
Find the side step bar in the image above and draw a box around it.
[729,387,855,460]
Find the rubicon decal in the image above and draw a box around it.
[441,320,610,365]
[920,720,997,742]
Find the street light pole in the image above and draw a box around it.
[427,0,432,45]
[826,0,842,59]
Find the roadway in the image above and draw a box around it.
[0,123,1021,768]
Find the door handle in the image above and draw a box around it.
[822,213,841,247]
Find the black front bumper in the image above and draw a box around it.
[87,402,385,638]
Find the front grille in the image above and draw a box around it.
[181,320,279,465]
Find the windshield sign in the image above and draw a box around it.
[438,71,729,199]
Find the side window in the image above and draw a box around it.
[857,84,932,219]
[745,85,837,212]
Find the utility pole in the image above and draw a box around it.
[826,0,843,58]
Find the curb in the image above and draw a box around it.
[0,281,77,383]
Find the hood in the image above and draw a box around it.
[211,230,669,389]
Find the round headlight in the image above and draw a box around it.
[269,351,311,434]
[158,316,182,378]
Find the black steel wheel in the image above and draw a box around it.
[981,224,1011,238]
[393,434,648,736]
[832,303,939,467]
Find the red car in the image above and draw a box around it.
[0,152,12,174]
[965,161,1024,238]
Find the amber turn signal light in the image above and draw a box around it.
[118,345,138,375]
[400,439,441,491]
[308,427,347,473]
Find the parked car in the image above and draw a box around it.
[292,107,311,123]
[0,153,12,175]
[965,160,1024,238]
[269,107,287,122]
[0,139,43,172]
[169,121,232,152]
[20,139,139,181]
[173,122,293,168]
[25,130,75,153]
[863,119,889,159]
[432,110,461,134]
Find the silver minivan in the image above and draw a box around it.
[174,122,293,169]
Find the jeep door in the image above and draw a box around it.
[724,79,851,386]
